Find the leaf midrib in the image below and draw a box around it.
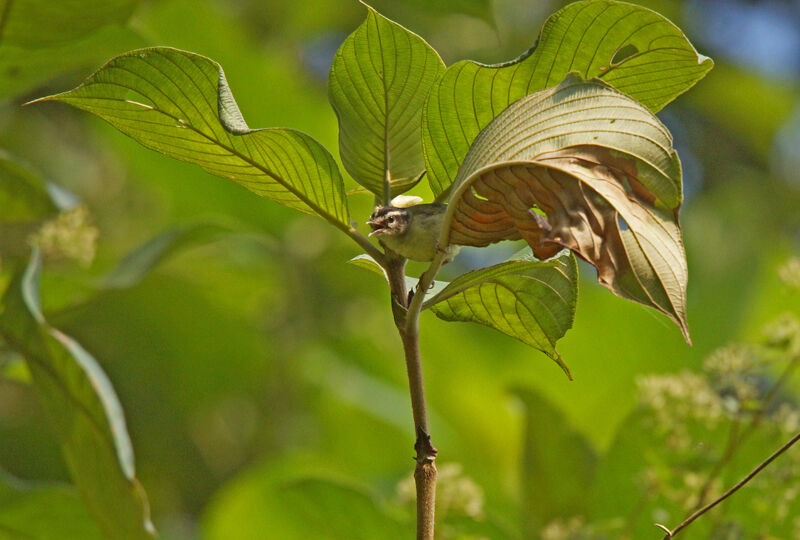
[71,82,345,225]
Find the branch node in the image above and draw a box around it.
[414,427,438,464]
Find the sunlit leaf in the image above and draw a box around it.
[424,250,577,375]
[104,222,230,289]
[512,387,596,534]
[0,472,103,539]
[0,251,155,539]
[423,0,713,195]
[329,4,444,200]
[32,47,350,226]
[444,75,690,342]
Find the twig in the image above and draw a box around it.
[385,253,440,540]
[658,430,800,539]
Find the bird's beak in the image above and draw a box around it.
[366,219,384,237]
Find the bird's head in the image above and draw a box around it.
[367,206,409,237]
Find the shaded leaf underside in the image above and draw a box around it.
[423,0,713,195]
[427,252,578,375]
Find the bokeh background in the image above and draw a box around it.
[2,0,800,538]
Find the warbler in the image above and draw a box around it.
[367,199,460,262]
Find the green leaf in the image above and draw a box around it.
[512,387,596,534]
[329,4,445,200]
[0,0,137,48]
[0,472,103,539]
[444,75,690,342]
[103,222,230,289]
[423,0,713,195]
[424,250,577,375]
[32,47,349,226]
[0,251,155,539]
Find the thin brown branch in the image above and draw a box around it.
[659,430,800,539]
[385,254,439,540]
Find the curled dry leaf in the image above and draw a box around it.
[444,74,690,342]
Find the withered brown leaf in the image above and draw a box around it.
[444,74,690,342]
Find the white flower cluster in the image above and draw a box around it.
[28,206,98,267]
[637,371,724,433]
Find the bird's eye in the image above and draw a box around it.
[387,216,395,224]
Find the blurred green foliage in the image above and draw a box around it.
[1,0,800,538]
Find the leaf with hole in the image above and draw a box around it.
[423,0,713,195]
[0,251,155,539]
[329,4,444,200]
[31,47,350,227]
[423,250,577,376]
[443,74,690,342]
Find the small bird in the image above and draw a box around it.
[367,202,459,262]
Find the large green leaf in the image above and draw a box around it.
[423,0,713,195]
[0,252,155,539]
[424,250,577,375]
[0,472,103,539]
[443,74,690,342]
[32,47,349,227]
[329,4,444,200]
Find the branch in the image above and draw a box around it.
[404,252,445,335]
[658,430,800,539]
[385,254,438,540]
